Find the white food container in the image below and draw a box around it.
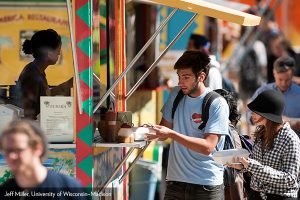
[212,149,250,165]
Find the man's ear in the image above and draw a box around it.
[273,69,276,77]
[34,143,44,158]
[199,72,206,82]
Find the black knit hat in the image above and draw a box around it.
[247,90,285,123]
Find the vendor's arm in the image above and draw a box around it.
[22,79,40,119]
[50,77,73,96]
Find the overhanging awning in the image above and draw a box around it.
[135,0,261,26]
[203,0,250,12]
[97,0,261,111]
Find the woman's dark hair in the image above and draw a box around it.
[254,121,282,151]
[214,89,241,126]
[22,29,61,58]
[174,51,210,80]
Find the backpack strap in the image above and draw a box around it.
[216,126,235,151]
[171,90,184,119]
[239,135,253,153]
[198,91,221,130]
[224,126,236,150]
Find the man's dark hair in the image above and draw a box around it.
[189,34,210,50]
[273,56,295,73]
[174,51,210,79]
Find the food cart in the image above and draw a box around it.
[0,0,261,199]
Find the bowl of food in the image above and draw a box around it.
[118,123,134,143]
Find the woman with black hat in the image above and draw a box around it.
[230,89,300,200]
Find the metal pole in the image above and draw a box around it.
[234,0,283,68]
[93,73,115,100]
[97,147,135,193]
[224,0,273,71]
[66,0,83,114]
[93,8,178,114]
[119,143,150,183]
[93,73,100,83]
[106,0,111,109]
[126,13,198,99]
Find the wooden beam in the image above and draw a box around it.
[136,0,261,26]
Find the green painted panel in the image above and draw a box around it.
[78,123,93,147]
[79,68,93,88]
[77,36,92,58]
[78,155,93,178]
[76,1,92,28]
[82,97,93,118]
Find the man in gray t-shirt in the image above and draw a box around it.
[146,51,229,200]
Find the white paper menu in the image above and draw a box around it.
[40,96,74,143]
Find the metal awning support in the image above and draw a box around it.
[240,0,283,63]
[119,143,150,183]
[126,13,198,99]
[93,0,261,114]
[93,73,115,100]
[96,147,136,192]
[93,8,178,113]
[66,0,83,114]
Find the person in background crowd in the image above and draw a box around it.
[231,90,300,200]
[265,33,300,84]
[0,120,87,200]
[214,89,247,200]
[145,51,229,200]
[162,77,173,93]
[17,29,73,120]
[258,7,279,46]
[266,33,289,83]
[248,56,300,137]
[236,20,267,135]
[187,34,223,90]
[238,25,267,103]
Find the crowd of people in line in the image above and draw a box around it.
[1,1,300,200]
[151,50,300,200]
[153,3,300,200]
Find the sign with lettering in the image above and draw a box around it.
[40,96,74,143]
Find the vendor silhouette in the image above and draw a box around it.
[17,29,73,120]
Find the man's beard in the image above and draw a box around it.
[186,79,199,95]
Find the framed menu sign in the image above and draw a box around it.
[40,96,74,143]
